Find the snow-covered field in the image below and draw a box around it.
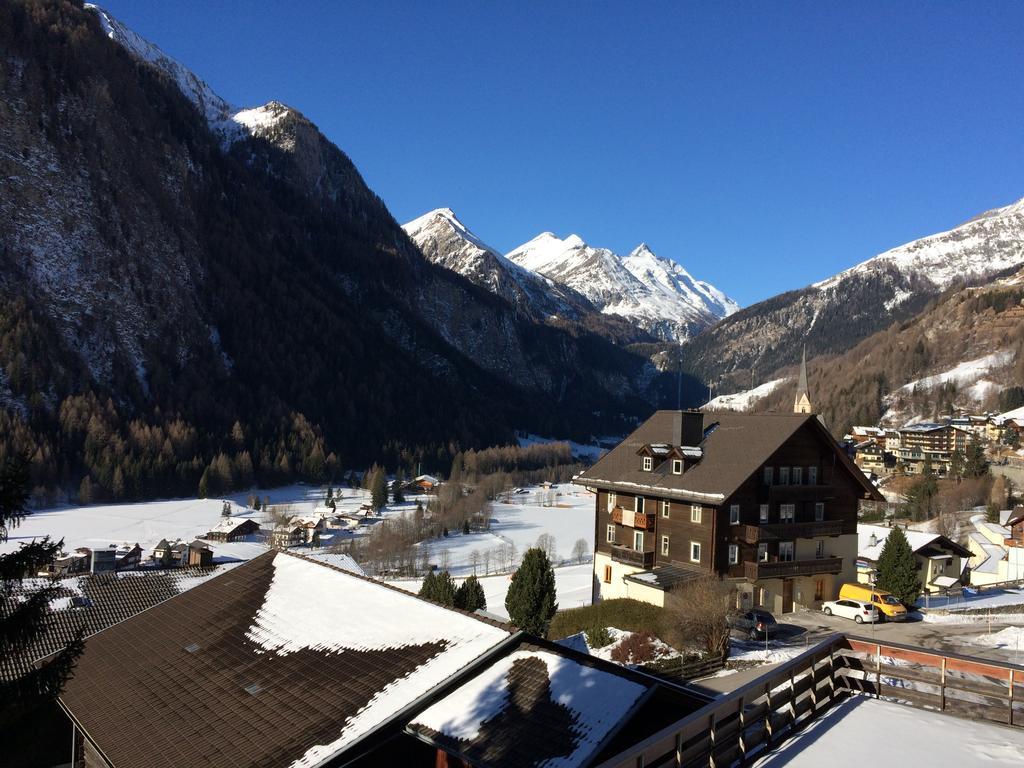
[1,483,379,564]
[753,695,1024,767]
[390,563,592,620]
[898,351,1013,394]
[919,587,1024,613]
[414,484,595,576]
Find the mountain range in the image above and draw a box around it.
[3,1,1024,503]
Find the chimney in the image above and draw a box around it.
[676,409,704,447]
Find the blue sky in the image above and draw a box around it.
[99,1,1024,306]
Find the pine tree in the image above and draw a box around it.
[875,526,920,607]
[370,468,388,512]
[198,466,210,499]
[433,570,457,607]
[418,571,438,601]
[0,455,84,727]
[455,575,487,612]
[505,547,557,636]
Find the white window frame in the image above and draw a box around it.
[808,466,818,484]
[779,541,795,562]
[763,466,773,485]
[728,543,739,565]
[757,543,768,562]
[691,504,702,523]
[779,466,790,485]
[759,504,769,522]
[672,459,683,475]
[690,541,701,563]
[635,497,644,515]
[661,535,670,556]
[606,524,615,543]
[633,530,644,551]
[607,491,617,511]
[642,456,653,471]
[792,466,803,485]
[729,504,740,525]
[814,502,824,522]
[780,504,795,524]
[661,499,670,518]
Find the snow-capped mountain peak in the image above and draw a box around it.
[506,234,738,341]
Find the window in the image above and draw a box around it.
[808,466,818,484]
[779,541,795,562]
[729,504,740,525]
[757,543,768,562]
[607,491,617,511]
[603,564,612,583]
[672,459,683,475]
[792,466,803,485]
[814,579,825,601]
[691,504,702,523]
[642,456,653,471]
[780,504,795,523]
[814,502,824,522]
[690,542,701,563]
[606,525,615,543]
[633,531,644,551]
[728,544,739,565]
[635,497,644,514]
[661,535,670,556]
[661,499,670,518]
[759,504,769,522]
[815,540,824,559]
[763,466,774,485]
[779,466,790,485]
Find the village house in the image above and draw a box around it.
[204,516,261,542]
[967,508,1024,586]
[575,395,882,616]
[151,539,213,567]
[270,524,305,548]
[856,524,972,594]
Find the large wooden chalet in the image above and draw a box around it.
[574,409,883,614]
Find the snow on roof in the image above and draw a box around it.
[410,648,647,767]
[857,524,942,560]
[210,515,258,532]
[301,551,365,577]
[415,474,440,484]
[898,422,949,433]
[968,533,1005,574]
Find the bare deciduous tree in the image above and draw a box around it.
[665,575,735,659]
[571,538,589,564]
[536,533,558,563]
[470,549,481,575]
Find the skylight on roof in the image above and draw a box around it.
[243,683,262,696]
[184,643,201,654]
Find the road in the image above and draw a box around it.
[691,606,1024,695]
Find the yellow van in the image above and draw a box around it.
[838,583,908,621]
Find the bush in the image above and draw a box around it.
[548,599,667,640]
[610,631,657,664]
[584,626,614,649]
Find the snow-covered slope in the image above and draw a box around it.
[814,196,1024,301]
[702,378,788,412]
[506,233,738,341]
[402,209,592,322]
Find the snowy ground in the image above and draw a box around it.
[0,483,390,564]
[517,433,607,462]
[389,563,593,621]
[703,378,787,412]
[414,484,595,577]
[919,587,1024,613]
[753,695,1024,767]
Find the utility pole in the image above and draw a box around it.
[676,340,683,410]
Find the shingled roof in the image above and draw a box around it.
[59,551,513,768]
[575,410,880,504]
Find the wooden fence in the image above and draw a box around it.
[592,633,1024,768]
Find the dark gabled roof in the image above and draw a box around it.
[1,566,230,682]
[575,411,882,504]
[1007,507,1024,528]
[405,635,708,768]
[917,536,973,559]
[59,551,512,768]
[623,563,705,592]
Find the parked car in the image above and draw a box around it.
[728,609,778,640]
[838,583,908,621]
[822,598,879,624]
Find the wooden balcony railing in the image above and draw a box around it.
[744,556,843,581]
[610,507,656,530]
[610,545,655,568]
[739,520,847,543]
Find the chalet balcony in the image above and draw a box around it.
[766,484,835,502]
[610,545,656,568]
[610,507,656,531]
[737,520,846,543]
[743,557,843,581]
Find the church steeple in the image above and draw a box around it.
[794,346,812,414]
